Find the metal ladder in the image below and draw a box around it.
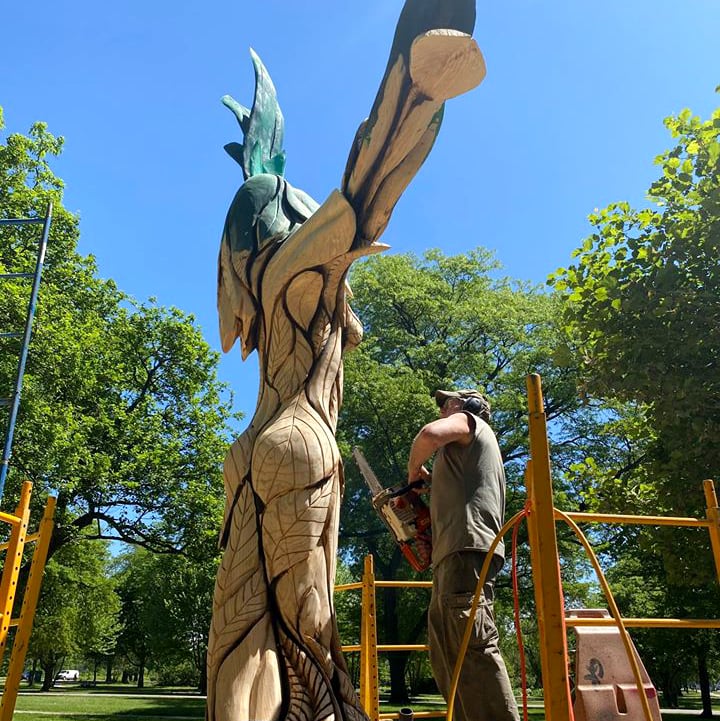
[0,203,52,502]
[0,203,56,719]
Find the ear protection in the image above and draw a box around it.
[462,396,491,422]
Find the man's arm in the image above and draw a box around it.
[407,413,474,482]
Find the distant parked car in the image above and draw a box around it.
[55,670,80,682]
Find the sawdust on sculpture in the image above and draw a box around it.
[207,2,486,720]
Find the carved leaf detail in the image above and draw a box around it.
[307,327,344,428]
[267,304,296,380]
[221,434,253,533]
[252,396,338,505]
[311,308,332,354]
[287,271,323,330]
[208,565,266,660]
[274,334,314,401]
[263,481,335,581]
[217,481,263,599]
[282,632,336,721]
[210,480,268,669]
[337,670,368,721]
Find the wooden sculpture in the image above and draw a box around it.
[207,2,485,720]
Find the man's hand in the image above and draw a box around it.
[407,464,431,486]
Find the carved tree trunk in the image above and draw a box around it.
[207,3,486,720]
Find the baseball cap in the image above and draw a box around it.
[434,389,491,421]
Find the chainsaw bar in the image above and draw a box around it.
[352,446,432,572]
[352,447,384,496]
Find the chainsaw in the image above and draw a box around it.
[352,447,432,572]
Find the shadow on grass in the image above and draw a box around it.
[16,692,205,719]
[21,682,202,696]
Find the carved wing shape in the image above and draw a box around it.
[343,0,485,245]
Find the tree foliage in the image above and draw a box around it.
[549,102,720,508]
[112,547,217,690]
[0,108,236,556]
[28,539,119,690]
[339,248,600,699]
[550,97,720,710]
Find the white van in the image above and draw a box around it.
[55,670,80,681]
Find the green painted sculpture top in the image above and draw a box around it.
[222,49,286,180]
[218,50,318,357]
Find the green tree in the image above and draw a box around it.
[114,549,161,688]
[549,101,720,509]
[339,249,600,700]
[28,539,120,690]
[113,547,219,690]
[0,108,236,558]
[152,553,217,692]
[550,97,720,712]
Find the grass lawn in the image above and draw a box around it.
[15,691,206,720]
[11,687,720,720]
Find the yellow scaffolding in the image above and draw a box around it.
[0,482,56,721]
[337,560,438,721]
[525,373,720,721]
[339,372,720,721]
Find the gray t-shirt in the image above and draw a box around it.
[430,411,506,566]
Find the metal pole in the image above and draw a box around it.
[0,204,52,501]
[0,218,44,226]
[525,374,573,721]
[0,495,56,721]
[360,555,379,721]
[703,480,720,585]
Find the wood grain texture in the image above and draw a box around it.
[210,2,485,719]
[210,192,368,721]
[342,28,484,245]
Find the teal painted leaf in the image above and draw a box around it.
[222,95,251,134]
[264,152,287,176]
[224,142,245,166]
[222,50,286,180]
[244,49,285,178]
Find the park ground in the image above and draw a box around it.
[9,684,720,720]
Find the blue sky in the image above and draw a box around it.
[3,1,719,423]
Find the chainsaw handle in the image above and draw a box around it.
[388,479,427,498]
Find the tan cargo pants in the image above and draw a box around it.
[428,551,519,721]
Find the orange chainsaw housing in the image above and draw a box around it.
[390,489,432,572]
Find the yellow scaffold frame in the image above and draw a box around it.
[0,481,56,721]
[524,373,720,721]
[338,373,720,721]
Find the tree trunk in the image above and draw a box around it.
[698,648,713,718]
[122,669,130,683]
[661,676,680,709]
[383,586,408,703]
[198,654,208,695]
[28,658,38,688]
[388,652,410,704]
[137,664,145,689]
[105,656,113,684]
[41,664,54,692]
